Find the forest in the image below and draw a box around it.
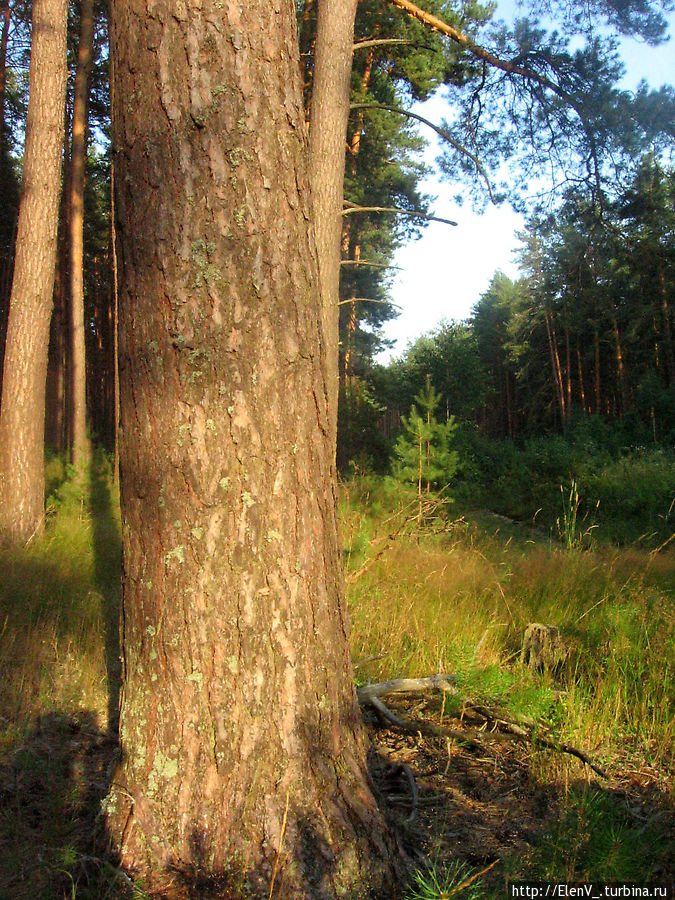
[0,0,673,898]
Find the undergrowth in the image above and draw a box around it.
[342,473,674,897]
[0,453,672,897]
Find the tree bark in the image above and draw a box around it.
[106,2,396,896]
[0,0,10,134]
[68,0,95,471]
[0,0,67,547]
[308,0,358,451]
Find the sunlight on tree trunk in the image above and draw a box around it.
[0,0,67,548]
[68,0,95,473]
[105,1,397,895]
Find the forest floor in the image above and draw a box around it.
[0,461,673,898]
[366,695,674,897]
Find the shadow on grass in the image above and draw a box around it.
[88,454,123,738]
[0,711,124,900]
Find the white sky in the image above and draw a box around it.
[378,1,675,361]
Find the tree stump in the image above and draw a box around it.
[522,623,567,671]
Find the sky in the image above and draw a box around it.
[377,0,675,362]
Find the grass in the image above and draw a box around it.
[342,473,674,897]
[0,452,673,897]
[344,485,674,775]
[0,451,126,899]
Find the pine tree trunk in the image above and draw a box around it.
[106,2,396,895]
[594,328,602,414]
[611,313,629,415]
[658,268,674,386]
[308,0,358,450]
[0,0,10,133]
[68,0,94,471]
[0,0,67,548]
[576,345,587,412]
[45,261,68,452]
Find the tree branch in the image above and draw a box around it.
[350,101,497,202]
[340,259,402,270]
[353,37,436,52]
[385,0,603,198]
[343,201,457,226]
[337,297,402,308]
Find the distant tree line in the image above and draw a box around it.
[341,156,675,467]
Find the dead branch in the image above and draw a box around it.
[401,762,419,824]
[358,674,609,779]
[354,37,436,52]
[357,674,460,703]
[367,694,484,752]
[346,495,450,584]
[340,259,402,270]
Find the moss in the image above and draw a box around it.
[165,545,186,565]
[186,670,204,691]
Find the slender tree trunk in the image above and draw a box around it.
[0,0,67,548]
[544,307,566,426]
[106,2,396,895]
[565,327,572,417]
[594,328,601,414]
[611,313,629,415]
[308,0,358,451]
[68,0,94,471]
[110,158,120,481]
[45,262,67,451]
[0,0,10,133]
[46,94,73,453]
[576,345,587,412]
[658,268,674,386]
[299,0,315,117]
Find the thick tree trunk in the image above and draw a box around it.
[68,0,94,471]
[106,2,396,896]
[0,0,67,547]
[308,0,358,450]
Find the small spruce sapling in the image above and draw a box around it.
[393,376,458,524]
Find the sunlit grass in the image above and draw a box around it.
[344,479,675,780]
[0,452,120,750]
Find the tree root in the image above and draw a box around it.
[357,674,609,779]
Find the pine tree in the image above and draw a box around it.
[394,375,458,522]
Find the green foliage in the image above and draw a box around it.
[515,786,673,882]
[406,858,487,900]
[393,377,458,496]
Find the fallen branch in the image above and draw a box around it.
[358,674,609,779]
[399,763,419,824]
[357,674,460,703]
[367,694,484,753]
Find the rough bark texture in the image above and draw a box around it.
[308,0,358,449]
[68,0,95,471]
[106,2,397,896]
[0,0,67,547]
